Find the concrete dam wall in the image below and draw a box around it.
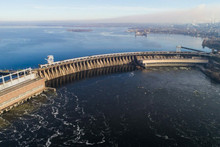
[0,51,213,114]
[37,51,210,81]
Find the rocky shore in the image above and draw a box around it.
[202,38,220,51]
[197,55,220,82]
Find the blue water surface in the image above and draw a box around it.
[0,26,210,69]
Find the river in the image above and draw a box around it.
[0,26,220,146]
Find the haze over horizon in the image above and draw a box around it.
[1,0,220,24]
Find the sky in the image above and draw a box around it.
[0,0,220,23]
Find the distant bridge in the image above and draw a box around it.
[37,51,210,81]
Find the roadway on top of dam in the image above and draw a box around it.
[36,51,213,82]
[38,51,212,69]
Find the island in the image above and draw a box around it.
[67,29,93,32]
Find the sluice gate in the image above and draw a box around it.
[0,51,212,113]
[37,51,210,81]
[38,54,135,81]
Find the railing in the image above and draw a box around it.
[39,51,210,68]
[0,68,36,91]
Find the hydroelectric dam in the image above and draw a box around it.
[0,51,218,113]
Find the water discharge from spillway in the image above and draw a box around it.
[46,65,136,87]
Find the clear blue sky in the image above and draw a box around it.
[0,0,220,21]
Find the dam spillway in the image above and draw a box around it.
[0,51,214,113]
[37,51,210,82]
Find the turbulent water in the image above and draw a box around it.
[1,67,220,146]
[0,27,220,146]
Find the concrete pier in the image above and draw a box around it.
[0,69,45,113]
[138,58,209,67]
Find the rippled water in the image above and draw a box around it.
[0,26,210,69]
[0,27,219,146]
[1,67,220,146]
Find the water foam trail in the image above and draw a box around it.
[90,112,108,145]
[45,130,63,147]
[29,113,48,127]
[62,95,69,107]
[129,72,135,77]
[52,106,75,127]
[48,91,76,128]
[29,124,41,133]
[97,132,106,145]
[102,113,110,132]
[85,140,95,145]
[52,107,59,118]
[71,119,85,144]
[147,112,155,123]
[73,93,86,116]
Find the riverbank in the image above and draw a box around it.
[197,55,220,82]
[128,23,220,52]
[202,38,220,52]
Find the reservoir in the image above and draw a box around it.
[0,26,210,69]
[0,27,220,146]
